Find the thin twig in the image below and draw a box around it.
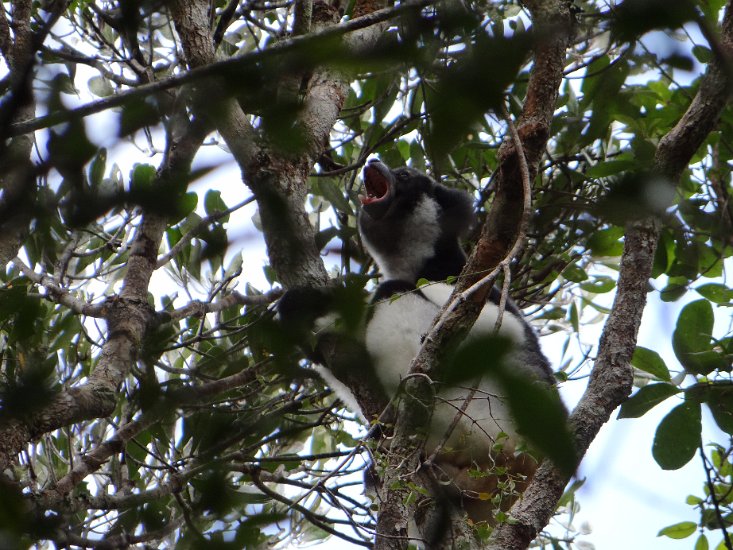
[163,289,282,322]
[11,257,107,317]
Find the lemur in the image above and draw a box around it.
[279,159,557,523]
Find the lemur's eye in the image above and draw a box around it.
[396,171,409,181]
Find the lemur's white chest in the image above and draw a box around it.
[365,283,528,464]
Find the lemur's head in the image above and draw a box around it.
[357,159,475,283]
[359,159,435,220]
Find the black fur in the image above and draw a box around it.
[358,160,474,283]
[371,280,421,302]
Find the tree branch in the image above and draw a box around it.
[0,3,12,63]
[35,357,274,506]
[42,415,156,501]
[11,257,107,317]
[0,0,37,266]
[53,517,184,549]
[162,289,282,323]
[250,467,372,547]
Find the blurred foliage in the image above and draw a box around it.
[0,0,731,548]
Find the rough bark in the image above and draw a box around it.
[487,2,733,548]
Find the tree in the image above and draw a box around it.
[0,0,732,548]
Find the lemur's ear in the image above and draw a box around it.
[433,184,475,237]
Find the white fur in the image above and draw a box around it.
[419,283,527,344]
[362,197,441,281]
[366,291,439,390]
[313,312,339,334]
[313,365,365,421]
[310,312,367,419]
[365,284,529,463]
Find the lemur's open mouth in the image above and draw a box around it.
[360,162,391,205]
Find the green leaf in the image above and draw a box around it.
[694,534,709,550]
[692,45,712,64]
[497,365,575,477]
[631,346,671,381]
[0,286,44,343]
[588,227,624,257]
[597,170,676,224]
[586,159,636,178]
[672,300,720,375]
[130,163,157,192]
[652,401,701,470]
[580,275,616,294]
[653,229,676,277]
[176,193,198,222]
[312,178,351,213]
[119,97,160,137]
[204,189,229,221]
[428,33,532,156]
[397,140,410,161]
[562,264,588,283]
[612,0,697,43]
[55,73,77,95]
[88,148,107,188]
[618,383,679,418]
[569,302,579,332]
[657,521,697,539]
[443,335,513,384]
[263,264,277,285]
[705,383,733,434]
[696,283,733,304]
[556,478,585,508]
[661,276,688,302]
[582,59,630,142]
[700,0,726,22]
[88,75,114,97]
[662,53,694,71]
